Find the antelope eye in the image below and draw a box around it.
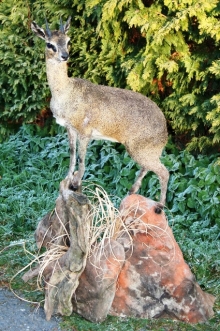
[46,43,57,52]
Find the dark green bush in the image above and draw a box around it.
[0,0,220,152]
[0,0,49,137]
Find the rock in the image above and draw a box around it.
[72,239,125,322]
[110,194,215,323]
[27,191,215,324]
[24,179,92,321]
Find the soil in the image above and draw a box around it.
[0,288,62,331]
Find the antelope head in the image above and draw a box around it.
[31,16,71,63]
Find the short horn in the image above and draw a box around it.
[60,16,65,33]
[45,17,52,38]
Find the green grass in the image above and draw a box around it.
[0,124,219,330]
[60,314,220,331]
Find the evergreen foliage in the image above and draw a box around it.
[0,0,220,151]
[0,0,49,137]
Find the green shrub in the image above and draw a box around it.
[0,0,50,138]
[88,0,220,151]
[1,0,220,151]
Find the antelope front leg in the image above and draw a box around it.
[71,135,89,191]
[66,127,77,184]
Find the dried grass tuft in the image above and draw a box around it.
[84,185,133,273]
[85,185,131,245]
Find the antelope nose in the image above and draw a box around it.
[61,53,69,61]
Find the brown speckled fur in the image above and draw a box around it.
[31,17,169,205]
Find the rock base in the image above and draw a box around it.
[72,195,215,323]
[24,190,215,324]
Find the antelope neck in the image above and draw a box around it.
[46,59,69,92]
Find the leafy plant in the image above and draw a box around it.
[0,126,219,304]
[60,313,220,331]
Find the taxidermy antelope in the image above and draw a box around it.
[31,17,169,206]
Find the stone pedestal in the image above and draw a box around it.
[23,192,215,324]
[72,195,215,323]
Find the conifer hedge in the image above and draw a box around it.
[0,0,220,152]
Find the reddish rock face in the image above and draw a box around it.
[110,195,215,323]
[71,194,215,324]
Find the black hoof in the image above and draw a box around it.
[154,204,164,214]
[68,183,78,191]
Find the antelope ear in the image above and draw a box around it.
[64,16,71,34]
[31,21,46,40]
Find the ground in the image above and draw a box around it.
[0,288,61,331]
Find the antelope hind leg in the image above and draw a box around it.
[129,167,148,195]
[154,162,169,206]
[129,161,169,206]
